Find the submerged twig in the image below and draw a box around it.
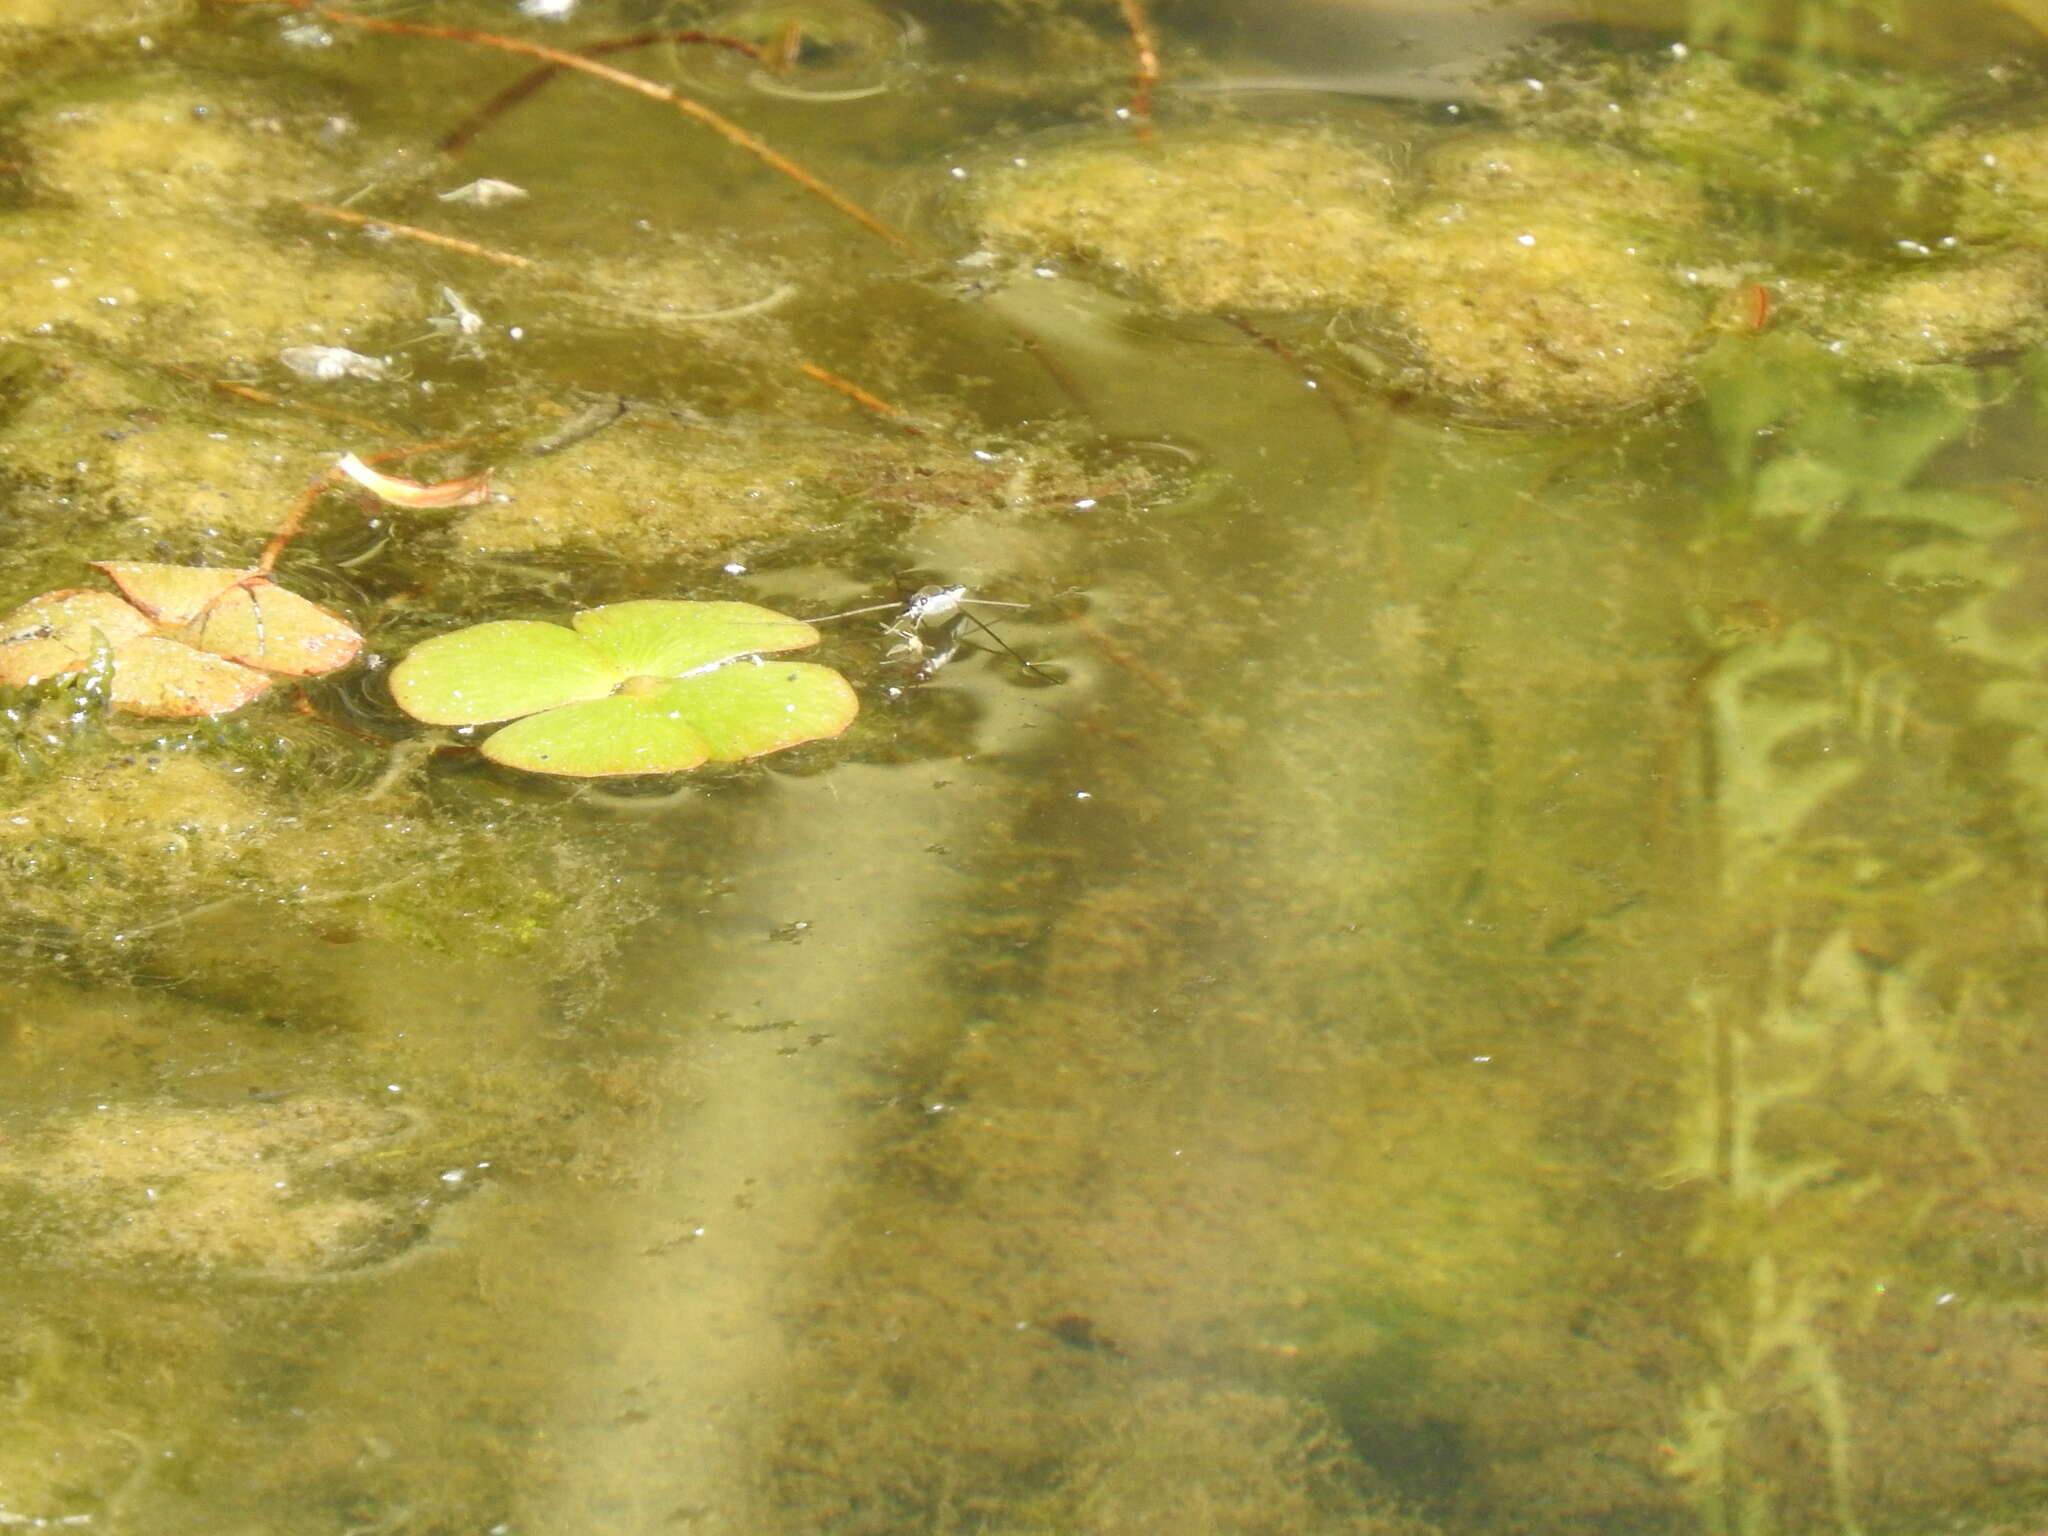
[1075,615,1193,714]
[1115,0,1160,139]
[797,361,926,436]
[527,394,628,455]
[303,202,537,269]
[156,359,396,436]
[438,28,763,155]
[746,75,891,104]
[218,0,913,251]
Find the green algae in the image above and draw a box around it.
[448,413,1131,566]
[965,117,1720,420]
[967,122,1403,314]
[1834,248,2048,368]
[0,726,632,978]
[959,40,2048,423]
[0,1094,418,1278]
[1369,136,1717,419]
[1918,115,2048,246]
[0,79,416,366]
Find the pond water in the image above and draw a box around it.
[5,1,2048,1532]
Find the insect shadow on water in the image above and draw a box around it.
[810,582,1064,686]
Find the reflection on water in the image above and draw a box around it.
[4,1,2048,1532]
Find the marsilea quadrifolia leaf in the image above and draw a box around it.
[390,600,858,776]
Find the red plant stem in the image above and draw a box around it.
[439,29,764,156]
[1743,282,1772,333]
[1115,0,1160,139]
[797,361,925,436]
[302,201,537,268]
[156,360,395,436]
[216,0,913,252]
[259,480,331,575]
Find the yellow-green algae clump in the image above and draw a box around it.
[1367,136,1715,420]
[0,1096,415,1278]
[967,123,1719,420]
[967,123,1401,315]
[0,82,415,365]
[456,414,1128,562]
[0,729,624,972]
[1841,247,2048,367]
[0,350,346,550]
[1918,117,2048,247]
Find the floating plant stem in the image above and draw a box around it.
[797,361,925,435]
[302,202,538,269]
[218,0,914,252]
[437,28,765,156]
[1115,0,1160,139]
[155,358,397,437]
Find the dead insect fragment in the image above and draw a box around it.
[437,177,529,207]
[278,345,392,382]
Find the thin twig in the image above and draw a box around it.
[215,0,912,251]
[1075,615,1193,714]
[155,360,398,436]
[439,28,764,156]
[303,201,537,268]
[797,361,926,436]
[1115,0,1160,140]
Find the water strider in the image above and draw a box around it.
[812,582,1049,680]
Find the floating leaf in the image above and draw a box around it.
[334,452,493,509]
[108,635,275,718]
[572,599,819,678]
[482,694,714,776]
[391,600,859,776]
[0,566,364,718]
[389,620,623,726]
[647,660,860,761]
[93,563,251,627]
[180,581,366,677]
[0,589,154,687]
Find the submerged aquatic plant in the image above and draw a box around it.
[389,599,858,776]
[0,563,363,718]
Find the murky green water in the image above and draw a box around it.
[7,1,2048,1532]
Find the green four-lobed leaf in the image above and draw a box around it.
[390,600,859,776]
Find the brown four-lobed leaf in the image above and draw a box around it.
[0,563,363,718]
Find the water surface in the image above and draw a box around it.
[4,2,2048,1533]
